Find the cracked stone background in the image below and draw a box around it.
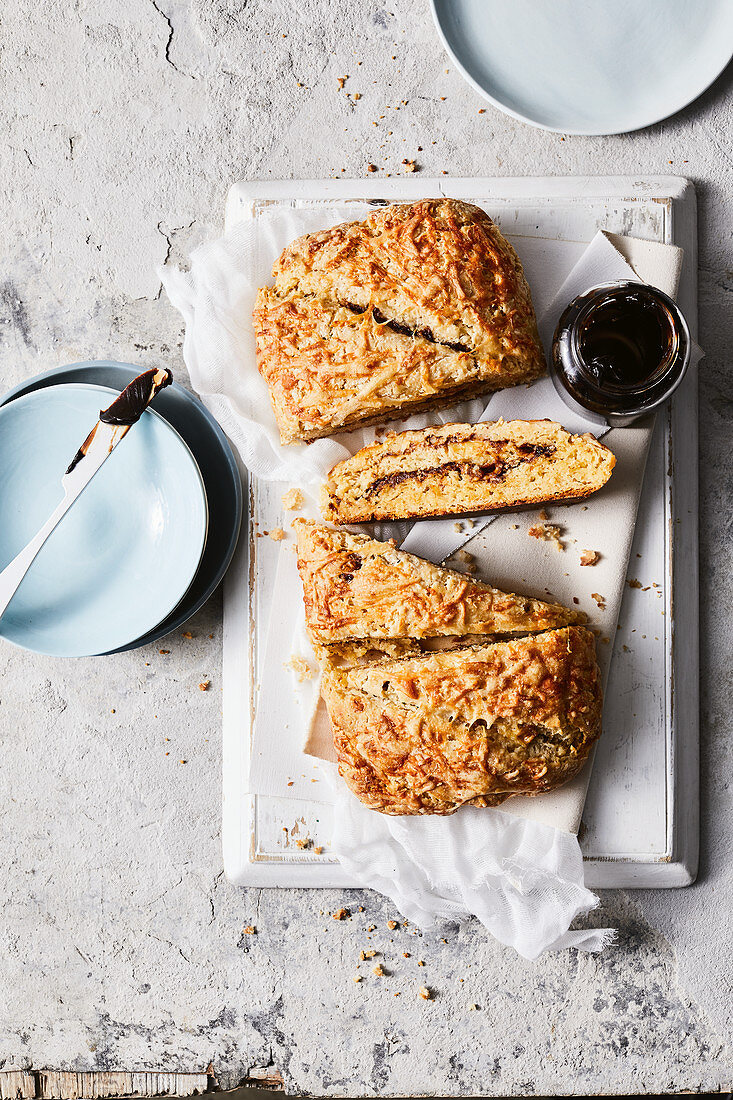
[0,1,732,1095]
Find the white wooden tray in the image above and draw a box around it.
[222,176,698,889]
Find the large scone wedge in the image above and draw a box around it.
[254,199,545,443]
[322,626,603,815]
[294,519,583,647]
[321,419,616,524]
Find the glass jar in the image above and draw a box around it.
[550,281,691,427]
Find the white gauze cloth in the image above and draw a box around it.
[162,203,692,959]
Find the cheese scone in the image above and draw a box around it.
[321,419,616,524]
[294,519,583,647]
[321,626,602,815]
[254,199,545,443]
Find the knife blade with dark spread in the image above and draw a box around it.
[99,366,173,425]
[66,367,173,474]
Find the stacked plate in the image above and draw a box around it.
[0,362,242,657]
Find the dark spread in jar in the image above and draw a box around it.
[550,281,690,426]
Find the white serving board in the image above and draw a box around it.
[222,176,698,889]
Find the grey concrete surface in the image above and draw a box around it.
[0,1,732,1095]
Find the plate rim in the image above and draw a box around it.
[430,0,733,135]
[0,381,209,658]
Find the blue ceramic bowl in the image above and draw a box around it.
[0,361,243,654]
[0,383,208,657]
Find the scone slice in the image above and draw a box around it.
[321,419,616,524]
[294,519,583,647]
[322,626,602,816]
[253,290,491,444]
[270,199,544,370]
[255,199,545,444]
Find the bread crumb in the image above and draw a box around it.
[580,549,601,567]
[352,975,363,983]
[417,960,425,967]
[333,908,350,921]
[159,649,170,654]
[403,951,411,958]
[387,919,399,930]
[360,949,377,960]
[469,1003,479,1010]
[243,925,256,935]
[269,527,286,541]
[539,508,549,521]
[372,964,386,976]
[529,523,564,551]
[353,92,362,100]
[285,655,313,683]
[419,986,432,1000]
[402,158,417,172]
[295,838,310,850]
[367,163,378,172]
[337,75,348,88]
[314,845,324,854]
[367,924,376,931]
[510,523,519,530]
[466,518,475,528]
[453,522,462,532]
[182,630,193,639]
[591,592,606,610]
[281,487,304,510]
[198,680,211,692]
[628,578,643,589]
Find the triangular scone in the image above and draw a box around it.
[321,419,616,524]
[294,519,583,647]
[254,199,545,443]
[321,626,602,816]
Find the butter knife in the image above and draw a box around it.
[0,367,172,621]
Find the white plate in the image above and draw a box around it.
[431,0,733,135]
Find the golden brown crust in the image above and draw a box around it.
[322,627,602,815]
[294,519,583,646]
[254,199,545,443]
[321,419,616,524]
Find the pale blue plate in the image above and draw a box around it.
[0,384,208,657]
[432,0,733,135]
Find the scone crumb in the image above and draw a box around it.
[418,986,432,1000]
[372,964,386,976]
[539,508,549,521]
[332,908,350,921]
[269,527,286,541]
[510,523,519,530]
[417,960,425,967]
[182,630,193,639]
[591,592,607,610]
[387,919,399,930]
[469,1003,479,1011]
[243,925,256,935]
[337,75,348,89]
[314,845,324,855]
[453,522,462,532]
[281,487,304,510]
[198,680,211,692]
[352,975,363,983]
[628,578,643,589]
[295,838,310,850]
[580,549,601,567]
[367,163,378,173]
[285,655,314,682]
[403,951,411,958]
[529,523,564,551]
[402,158,417,172]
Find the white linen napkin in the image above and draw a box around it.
[162,207,693,958]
